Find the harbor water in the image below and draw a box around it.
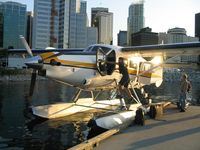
[0,80,199,150]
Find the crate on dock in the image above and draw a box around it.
[149,102,171,119]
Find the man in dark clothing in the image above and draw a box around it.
[118,57,130,89]
[98,57,132,110]
[118,57,133,110]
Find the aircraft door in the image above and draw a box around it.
[138,62,152,85]
[96,47,116,76]
[138,62,163,87]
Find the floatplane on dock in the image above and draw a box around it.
[17,36,200,128]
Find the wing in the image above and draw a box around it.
[7,48,84,54]
[121,42,200,58]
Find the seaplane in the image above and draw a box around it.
[17,35,200,129]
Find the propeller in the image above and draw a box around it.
[19,35,33,57]
[19,35,37,97]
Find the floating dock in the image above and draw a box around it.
[69,104,200,150]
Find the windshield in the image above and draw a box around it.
[84,45,112,53]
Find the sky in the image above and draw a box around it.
[3,0,200,45]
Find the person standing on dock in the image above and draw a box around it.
[118,57,133,110]
[179,73,191,112]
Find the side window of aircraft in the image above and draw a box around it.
[140,62,152,72]
[129,61,137,70]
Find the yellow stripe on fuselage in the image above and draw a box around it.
[40,52,96,69]
[40,52,55,60]
[128,68,162,78]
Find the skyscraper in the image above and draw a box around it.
[0,1,27,49]
[33,0,96,49]
[91,7,108,27]
[64,0,80,48]
[91,7,113,44]
[75,1,87,48]
[127,0,144,45]
[59,0,97,48]
[195,13,200,41]
[32,0,59,49]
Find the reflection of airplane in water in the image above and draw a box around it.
[16,36,200,128]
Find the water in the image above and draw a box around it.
[0,80,199,150]
[0,80,95,150]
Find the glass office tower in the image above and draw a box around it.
[127,0,144,45]
[0,1,27,49]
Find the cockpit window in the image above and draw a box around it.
[91,46,101,52]
[101,46,111,52]
[84,46,93,52]
[84,45,112,53]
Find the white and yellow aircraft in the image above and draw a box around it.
[19,36,200,121]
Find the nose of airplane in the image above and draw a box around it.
[25,55,43,70]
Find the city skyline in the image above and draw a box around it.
[2,0,200,45]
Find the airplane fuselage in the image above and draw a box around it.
[26,44,163,90]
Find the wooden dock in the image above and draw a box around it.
[69,104,200,150]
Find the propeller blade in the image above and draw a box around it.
[29,70,37,97]
[19,35,33,57]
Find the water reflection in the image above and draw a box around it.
[0,81,92,149]
[0,93,3,121]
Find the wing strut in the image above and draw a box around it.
[72,89,82,103]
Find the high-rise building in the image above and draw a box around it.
[65,0,80,48]
[87,27,97,46]
[131,27,158,46]
[158,27,199,44]
[91,7,108,27]
[34,0,96,49]
[127,0,144,45]
[91,7,113,44]
[98,12,113,44]
[59,0,83,48]
[32,0,59,49]
[60,0,97,48]
[0,1,27,49]
[118,31,127,46]
[195,13,200,41]
[75,1,87,48]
